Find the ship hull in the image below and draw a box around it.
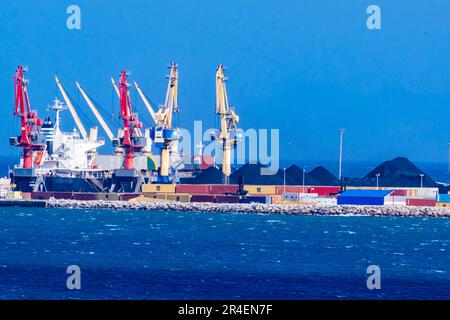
[11,168,113,193]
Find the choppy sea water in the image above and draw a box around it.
[0,206,449,299]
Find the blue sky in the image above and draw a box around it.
[1,0,449,164]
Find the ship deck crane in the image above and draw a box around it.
[213,64,240,184]
[10,66,45,168]
[76,82,115,142]
[134,62,180,183]
[55,76,89,140]
[134,81,159,124]
[113,71,146,170]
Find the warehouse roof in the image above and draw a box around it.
[338,190,394,198]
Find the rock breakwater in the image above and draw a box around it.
[46,198,450,218]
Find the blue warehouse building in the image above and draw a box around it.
[337,190,394,206]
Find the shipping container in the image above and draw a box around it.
[308,186,340,196]
[53,192,74,200]
[31,192,54,200]
[241,196,271,204]
[392,189,408,196]
[406,198,436,207]
[415,188,438,197]
[275,186,308,194]
[282,193,299,202]
[437,202,450,208]
[190,194,217,203]
[176,184,211,194]
[21,192,32,200]
[299,193,318,199]
[73,193,98,201]
[142,193,168,200]
[437,194,450,203]
[119,193,140,201]
[6,191,22,199]
[166,194,191,202]
[244,185,276,195]
[270,195,283,204]
[209,184,239,195]
[216,195,241,203]
[95,193,119,201]
[142,184,176,194]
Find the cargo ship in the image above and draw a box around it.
[8,64,213,194]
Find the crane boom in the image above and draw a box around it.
[164,63,179,129]
[215,64,240,184]
[114,70,145,170]
[76,82,115,141]
[11,66,45,168]
[111,77,120,98]
[134,81,157,124]
[55,76,88,140]
[156,62,179,182]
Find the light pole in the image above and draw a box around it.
[420,173,424,188]
[283,167,286,194]
[302,168,306,194]
[448,143,450,185]
[376,173,380,189]
[338,128,345,182]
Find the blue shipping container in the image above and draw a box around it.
[437,194,450,203]
[241,196,271,204]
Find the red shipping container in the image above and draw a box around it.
[209,184,239,195]
[21,192,32,199]
[406,198,436,207]
[176,184,210,194]
[119,194,140,201]
[53,192,74,199]
[308,186,340,196]
[31,192,54,200]
[392,189,408,196]
[73,193,98,201]
[275,186,308,194]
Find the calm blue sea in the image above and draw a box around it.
[0,206,449,299]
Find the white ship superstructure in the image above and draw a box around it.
[37,98,105,173]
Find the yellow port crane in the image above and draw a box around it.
[213,64,240,184]
[132,62,180,183]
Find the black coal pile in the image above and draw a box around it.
[230,163,284,185]
[308,166,339,186]
[180,166,223,184]
[351,157,437,187]
[283,164,319,185]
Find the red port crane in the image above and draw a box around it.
[11,66,45,168]
[114,70,145,170]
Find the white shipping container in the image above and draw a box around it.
[415,188,438,197]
